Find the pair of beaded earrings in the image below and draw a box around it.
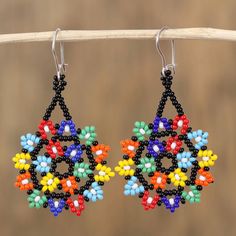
[12,28,218,216]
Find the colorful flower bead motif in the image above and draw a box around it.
[15,172,33,191]
[153,116,170,133]
[151,172,167,189]
[137,157,156,173]
[12,153,31,170]
[115,159,135,176]
[79,126,97,145]
[162,195,181,213]
[187,130,208,150]
[172,114,189,134]
[133,121,152,141]
[91,144,110,163]
[83,182,103,202]
[177,152,196,169]
[147,140,165,158]
[197,150,217,168]
[64,144,83,162]
[142,191,159,210]
[124,176,144,196]
[28,190,47,208]
[182,186,201,204]
[61,176,78,194]
[94,164,115,182]
[41,173,60,192]
[120,139,139,158]
[46,140,64,159]
[48,198,65,216]
[57,120,77,136]
[168,168,188,187]
[166,136,182,155]
[21,133,40,152]
[67,195,85,216]
[38,120,56,139]
[33,155,51,173]
[195,169,214,186]
[73,162,93,178]
[12,75,115,217]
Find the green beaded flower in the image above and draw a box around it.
[182,185,201,204]
[133,121,152,141]
[79,126,97,145]
[73,162,93,178]
[27,190,47,208]
[137,157,156,173]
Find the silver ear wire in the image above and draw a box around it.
[156,27,176,75]
[52,28,67,77]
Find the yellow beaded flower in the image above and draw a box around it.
[115,159,135,176]
[40,173,60,192]
[94,164,115,182]
[12,153,31,170]
[198,150,217,168]
[168,168,188,187]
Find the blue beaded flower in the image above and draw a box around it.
[187,130,208,150]
[153,116,170,133]
[83,182,103,202]
[57,120,77,136]
[33,155,52,173]
[20,133,40,152]
[162,195,181,213]
[147,140,165,158]
[176,152,196,168]
[124,176,144,196]
[64,144,83,162]
[48,198,65,216]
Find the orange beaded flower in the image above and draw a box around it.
[91,144,110,163]
[15,172,33,190]
[195,169,214,186]
[151,172,167,189]
[120,139,139,158]
[61,176,78,194]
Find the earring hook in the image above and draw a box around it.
[52,28,67,78]
[156,27,176,75]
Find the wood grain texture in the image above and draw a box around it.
[1,28,236,44]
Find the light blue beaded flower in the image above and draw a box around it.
[33,156,52,173]
[187,130,208,150]
[20,133,40,152]
[124,176,144,196]
[176,152,196,168]
[83,182,103,202]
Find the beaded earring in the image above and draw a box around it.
[12,29,115,217]
[115,27,217,213]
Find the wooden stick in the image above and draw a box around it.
[0,28,236,44]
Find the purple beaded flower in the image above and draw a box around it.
[162,195,181,213]
[153,116,170,133]
[65,144,83,162]
[147,140,165,158]
[58,120,77,136]
[48,198,65,216]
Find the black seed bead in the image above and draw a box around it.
[92,141,98,146]
[204,167,210,171]
[131,136,138,141]
[27,190,33,195]
[196,185,203,191]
